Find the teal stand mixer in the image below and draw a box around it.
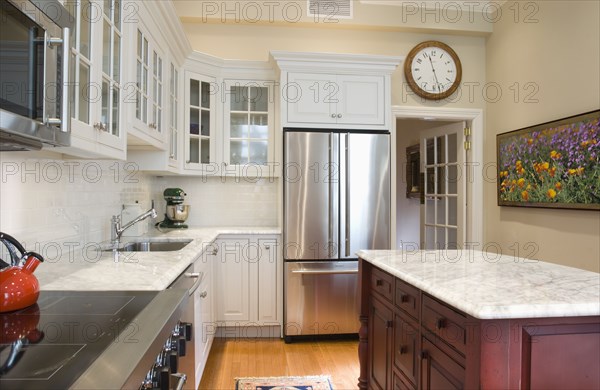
[157,188,190,229]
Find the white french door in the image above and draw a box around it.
[420,122,466,250]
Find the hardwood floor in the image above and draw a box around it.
[199,337,360,389]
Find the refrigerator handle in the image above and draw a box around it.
[345,133,351,257]
[329,132,334,257]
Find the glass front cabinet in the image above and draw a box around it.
[66,0,125,158]
[185,72,216,170]
[132,25,166,147]
[183,76,275,176]
[222,80,275,177]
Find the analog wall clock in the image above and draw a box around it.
[404,41,462,100]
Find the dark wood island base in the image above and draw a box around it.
[357,258,600,390]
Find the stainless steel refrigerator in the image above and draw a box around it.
[283,129,390,341]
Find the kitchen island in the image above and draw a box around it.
[357,250,600,390]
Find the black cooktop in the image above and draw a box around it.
[0,290,158,390]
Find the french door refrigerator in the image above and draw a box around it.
[283,129,390,341]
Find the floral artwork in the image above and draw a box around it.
[497,110,600,210]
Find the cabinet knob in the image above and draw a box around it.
[421,350,429,359]
[435,318,446,330]
[331,113,336,118]
[211,248,219,256]
[400,294,409,303]
[386,320,393,329]
[200,291,208,298]
[264,245,270,250]
[375,279,383,286]
[337,113,342,118]
[399,345,407,355]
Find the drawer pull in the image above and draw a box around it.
[375,279,383,286]
[435,318,446,330]
[420,350,429,359]
[386,320,393,329]
[400,294,409,303]
[399,345,407,355]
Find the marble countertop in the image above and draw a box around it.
[357,249,600,320]
[38,227,280,291]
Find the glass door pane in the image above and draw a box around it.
[187,77,213,166]
[227,84,269,165]
[422,123,463,250]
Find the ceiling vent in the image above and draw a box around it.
[307,0,353,19]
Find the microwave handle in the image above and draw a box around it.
[45,27,70,134]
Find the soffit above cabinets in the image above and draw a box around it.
[173,0,495,35]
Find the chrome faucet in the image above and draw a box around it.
[111,201,157,246]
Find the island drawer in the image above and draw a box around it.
[422,295,468,354]
[371,267,394,302]
[394,279,420,320]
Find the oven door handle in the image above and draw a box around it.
[185,272,203,296]
[171,373,187,390]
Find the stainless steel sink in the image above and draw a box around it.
[103,240,192,252]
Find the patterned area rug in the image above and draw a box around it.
[234,375,334,390]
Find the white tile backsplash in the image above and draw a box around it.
[0,152,154,258]
[0,152,279,261]
[153,176,278,227]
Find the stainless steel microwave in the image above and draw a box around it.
[0,0,72,151]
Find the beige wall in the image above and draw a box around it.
[181,22,487,109]
[485,1,600,271]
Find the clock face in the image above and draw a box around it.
[404,41,462,100]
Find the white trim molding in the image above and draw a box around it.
[391,105,484,249]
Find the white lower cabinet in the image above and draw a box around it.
[213,235,281,335]
[192,255,213,390]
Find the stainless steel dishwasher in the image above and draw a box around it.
[170,263,204,390]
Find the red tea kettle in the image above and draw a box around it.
[0,233,44,313]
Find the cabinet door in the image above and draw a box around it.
[337,74,384,126]
[150,48,164,137]
[287,72,336,124]
[257,238,278,323]
[194,260,214,390]
[223,80,275,175]
[134,27,150,127]
[168,63,180,166]
[394,313,419,387]
[185,72,216,170]
[97,0,124,151]
[369,297,393,390]
[131,25,166,146]
[394,372,416,390]
[215,238,251,322]
[68,0,95,143]
[421,337,465,390]
[65,0,125,158]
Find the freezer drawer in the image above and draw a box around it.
[284,261,359,338]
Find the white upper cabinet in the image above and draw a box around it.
[287,72,384,126]
[61,0,125,159]
[222,80,275,176]
[184,71,217,171]
[129,24,167,149]
[272,51,402,130]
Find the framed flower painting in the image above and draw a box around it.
[496,110,600,210]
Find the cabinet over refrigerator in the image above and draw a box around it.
[283,129,391,341]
